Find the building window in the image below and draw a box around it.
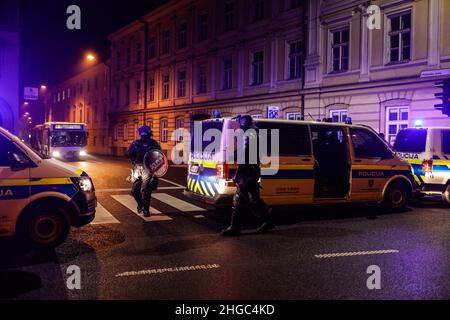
[149,36,156,59]
[388,13,411,63]
[224,2,234,32]
[386,106,409,144]
[289,41,302,79]
[62,90,65,100]
[178,70,186,97]
[252,50,264,85]
[116,52,121,71]
[199,14,208,42]
[330,109,348,123]
[252,0,265,22]
[136,81,141,104]
[331,29,349,72]
[176,117,184,142]
[147,119,153,130]
[223,58,233,90]
[179,23,187,49]
[136,43,142,64]
[125,83,130,105]
[198,65,207,94]
[126,48,131,67]
[115,85,120,108]
[160,118,169,143]
[162,74,170,100]
[287,112,302,120]
[123,123,128,141]
[114,124,119,141]
[289,0,302,9]
[162,30,170,54]
[149,78,155,101]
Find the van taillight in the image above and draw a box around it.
[216,164,229,179]
[422,160,433,173]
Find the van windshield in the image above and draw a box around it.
[394,129,427,153]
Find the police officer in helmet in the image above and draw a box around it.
[126,125,161,217]
[221,115,274,236]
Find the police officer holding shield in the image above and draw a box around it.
[222,115,274,236]
[126,126,161,217]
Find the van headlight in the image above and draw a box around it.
[79,150,87,157]
[71,177,94,192]
[52,151,61,158]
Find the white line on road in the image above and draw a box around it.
[97,187,184,192]
[91,203,120,225]
[111,194,172,222]
[315,250,400,259]
[159,178,185,188]
[116,264,221,278]
[152,193,206,212]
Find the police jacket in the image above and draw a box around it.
[126,138,161,165]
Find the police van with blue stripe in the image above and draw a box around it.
[185,118,415,211]
[0,126,96,248]
[394,126,450,204]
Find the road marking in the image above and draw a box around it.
[97,187,184,193]
[194,215,205,219]
[111,194,172,222]
[315,250,400,259]
[159,178,185,188]
[152,193,206,212]
[116,264,221,278]
[91,203,120,225]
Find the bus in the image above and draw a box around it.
[31,122,88,161]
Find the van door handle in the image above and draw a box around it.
[354,160,362,163]
[301,158,310,162]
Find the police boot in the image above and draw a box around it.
[221,209,241,237]
[143,210,151,218]
[256,221,276,234]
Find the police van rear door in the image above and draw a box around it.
[0,134,31,235]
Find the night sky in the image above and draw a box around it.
[20,0,168,87]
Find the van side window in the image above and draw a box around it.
[350,128,391,159]
[259,123,311,156]
[442,131,450,154]
[0,135,27,167]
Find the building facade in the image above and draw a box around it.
[304,0,450,144]
[47,63,111,155]
[0,1,20,134]
[108,0,305,157]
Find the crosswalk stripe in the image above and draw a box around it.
[111,194,173,222]
[152,193,206,213]
[92,203,120,225]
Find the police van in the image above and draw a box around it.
[185,118,415,211]
[0,126,96,248]
[394,127,450,204]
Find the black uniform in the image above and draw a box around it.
[222,117,274,236]
[126,136,161,216]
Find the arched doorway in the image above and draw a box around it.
[0,98,14,132]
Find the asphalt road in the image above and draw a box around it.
[1,156,449,300]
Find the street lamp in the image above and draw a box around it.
[86,53,96,63]
[40,85,47,90]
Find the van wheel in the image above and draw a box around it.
[383,182,409,211]
[18,207,70,249]
[442,184,450,206]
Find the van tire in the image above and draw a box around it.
[18,207,70,249]
[442,184,450,206]
[383,181,409,211]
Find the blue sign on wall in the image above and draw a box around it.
[268,106,280,119]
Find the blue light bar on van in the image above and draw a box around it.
[53,124,84,130]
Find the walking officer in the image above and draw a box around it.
[221,115,274,236]
[126,125,161,217]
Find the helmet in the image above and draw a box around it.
[138,125,152,137]
[239,115,253,129]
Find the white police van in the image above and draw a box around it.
[0,126,96,248]
[394,127,450,204]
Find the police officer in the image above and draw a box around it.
[221,115,274,236]
[126,125,161,217]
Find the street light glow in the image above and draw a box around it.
[41,85,47,90]
[86,53,96,62]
